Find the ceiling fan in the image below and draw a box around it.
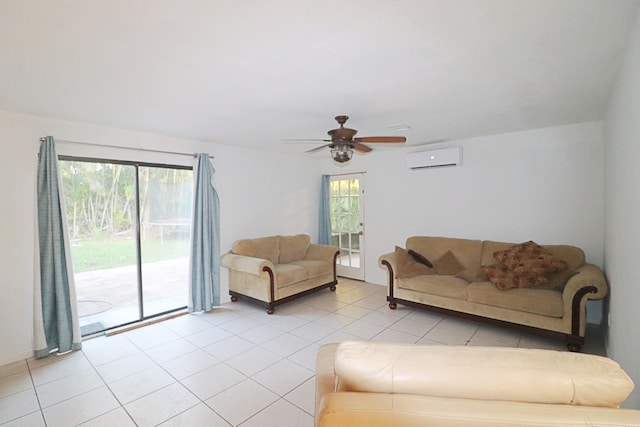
[293,115,406,163]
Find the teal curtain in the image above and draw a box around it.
[34,136,82,358]
[189,153,220,312]
[318,174,332,245]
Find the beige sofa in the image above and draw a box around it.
[221,234,339,314]
[315,341,640,427]
[378,236,608,351]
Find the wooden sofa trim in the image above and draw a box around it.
[230,251,340,314]
[380,260,593,352]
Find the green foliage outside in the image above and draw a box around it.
[70,237,190,273]
[59,159,193,273]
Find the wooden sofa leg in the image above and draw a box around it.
[230,295,238,302]
[567,337,583,352]
[266,305,274,315]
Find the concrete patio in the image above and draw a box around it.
[75,258,189,334]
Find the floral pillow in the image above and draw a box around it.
[484,241,571,291]
[493,240,568,278]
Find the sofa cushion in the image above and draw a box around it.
[408,249,433,268]
[232,236,279,264]
[432,250,464,275]
[482,264,549,290]
[455,268,489,283]
[278,234,311,264]
[274,264,307,288]
[290,259,331,280]
[395,246,434,279]
[545,268,579,289]
[406,236,483,271]
[398,275,468,300]
[494,241,568,278]
[467,282,563,317]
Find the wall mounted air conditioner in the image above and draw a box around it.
[406,147,461,169]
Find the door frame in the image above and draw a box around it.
[59,156,191,336]
[330,173,365,280]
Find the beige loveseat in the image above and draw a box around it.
[315,341,640,426]
[378,236,608,351]
[221,234,339,314]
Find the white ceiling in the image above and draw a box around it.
[1,0,638,156]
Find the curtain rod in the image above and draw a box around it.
[39,137,214,159]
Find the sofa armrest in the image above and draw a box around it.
[562,263,608,301]
[378,252,397,270]
[332,341,633,407]
[220,252,275,275]
[305,244,340,262]
[315,343,339,425]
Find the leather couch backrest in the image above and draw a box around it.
[481,240,586,270]
[278,234,311,264]
[406,236,483,271]
[334,341,634,408]
[232,236,279,264]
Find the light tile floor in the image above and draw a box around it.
[0,279,605,427]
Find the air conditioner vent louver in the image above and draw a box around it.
[406,147,461,169]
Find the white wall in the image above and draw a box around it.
[0,110,611,374]
[0,110,321,366]
[323,121,605,322]
[604,11,640,409]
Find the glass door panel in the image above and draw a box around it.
[139,166,192,317]
[60,158,192,336]
[61,161,140,335]
[330,174,365,280]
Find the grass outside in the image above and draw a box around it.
[70,237,190,273]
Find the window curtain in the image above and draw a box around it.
[189,153,220,313]
[34,136,82,358]
[318,174,332,245]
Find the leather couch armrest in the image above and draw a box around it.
[220,252,275,275]
[562,263,608,301]
[305,244,340,262]
[315,343,339,425]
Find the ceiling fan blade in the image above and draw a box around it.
[353,136,406,143]
[351,142,372,153]
[305,144,331,153]
[282,138,331,142]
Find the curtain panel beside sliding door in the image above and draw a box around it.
[189,153,220,312]
[318,174,332,245]
[34,136,82,358]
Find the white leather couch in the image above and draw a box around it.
[315,341,640,426]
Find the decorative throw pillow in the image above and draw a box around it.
[432,250,464,275]
[494,241,568,278]
[482,264,548,290]
[395,246,434,279]
[541,268,578,289]
[455,268,489,283]
[408,249,433,268]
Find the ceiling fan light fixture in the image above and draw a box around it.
[331,144,353,163]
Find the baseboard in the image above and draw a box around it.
[0,347,33,367]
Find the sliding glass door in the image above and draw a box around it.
[59,158,192,335]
